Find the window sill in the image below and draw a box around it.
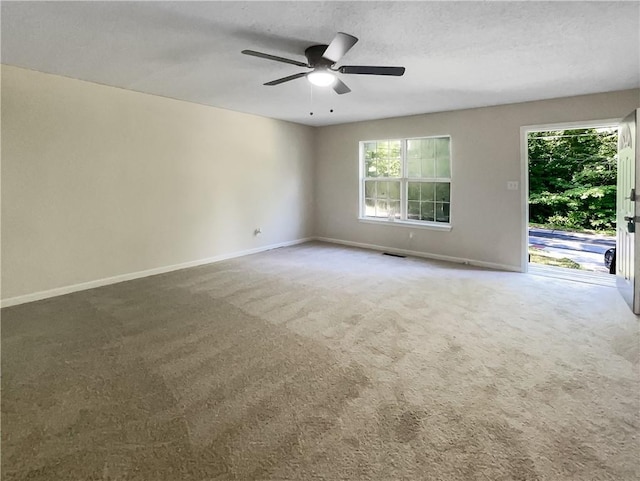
[358,217,452,232]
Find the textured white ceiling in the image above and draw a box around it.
[2,1,639,126]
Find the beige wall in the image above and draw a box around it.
[315,89,640,270]
[1,65,315,301]
[3,63,638,303]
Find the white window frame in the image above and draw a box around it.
[358,135,452,231]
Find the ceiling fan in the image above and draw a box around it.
[241,32,405,95]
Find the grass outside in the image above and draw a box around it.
[529,222,615,237]
[529,249,582,270]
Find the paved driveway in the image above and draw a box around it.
[529,227,615,273]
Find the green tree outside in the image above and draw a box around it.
[528,128,617,232]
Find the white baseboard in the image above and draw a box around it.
[2,235,519,308]
[313,236,520,273]
[1,237,312,308]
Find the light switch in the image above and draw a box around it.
[507,181,519,190]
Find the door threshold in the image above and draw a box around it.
[528,264,616,287]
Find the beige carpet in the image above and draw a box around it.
[2,241,638,480]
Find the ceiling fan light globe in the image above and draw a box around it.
[307,71,336,87]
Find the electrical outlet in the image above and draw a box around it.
[507,181,519,191]
[409,231,414,239]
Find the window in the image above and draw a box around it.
[360,136,451,227]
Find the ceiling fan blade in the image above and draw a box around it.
[332,78,351,95]
[322,32,359,63]
[242,49,308,67]
[339,66,405,76]
[264,72,308,86]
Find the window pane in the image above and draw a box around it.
[376,181,389,199]
[389,200,401,218]
[407,141,422,177]
[421,182,436,201]
[388,181,400,200]
[389,140,401,158]
[388,157,401,177]
[436,137,449,156]
[365,198,375,216]
[407,182,420,201]
[389,140,402,177]
[435,138,450,177]
[407,139,421,159]
[407,157,421,178]
[436,156,450,178]
[435,138,451,178]
[421,201,435,221]
[421,157,436,177]
[365,159,378,177]
[435,183,450,202]
[374,159,387,177]
[436,159,450,179]
[421,138,436,160]
[364,181,376,198]
[377,141,389,160]
[375,200,389,217]
[364,142,376,157]
[408,201,420,219]
[365,141,379,177]
[436,202,450,222]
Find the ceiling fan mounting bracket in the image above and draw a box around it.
[305,45,333,68]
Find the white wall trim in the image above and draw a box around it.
[1,237,312,308]
[519,125,531,273]
[314,236,520,273]
[519,117,621,274]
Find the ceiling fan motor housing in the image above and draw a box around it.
[305,45,333,68]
